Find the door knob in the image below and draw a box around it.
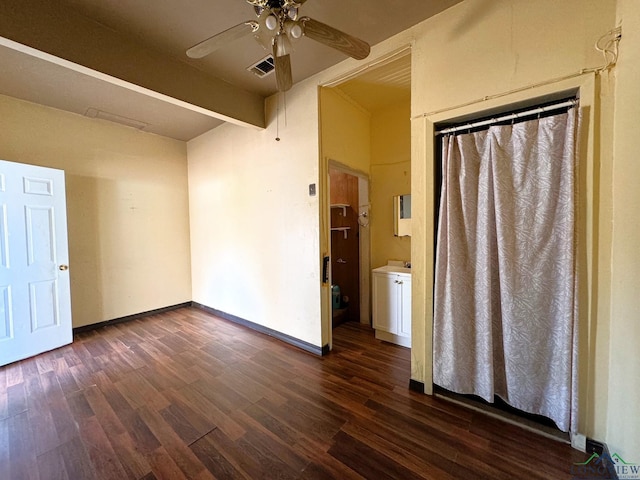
[59,265,69,271]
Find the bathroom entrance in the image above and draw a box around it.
[329,165,370,328]
[318,48,412,349]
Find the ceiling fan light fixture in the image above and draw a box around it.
[265,14,278,31]
[287,7,298,20]
[284,20,302,39]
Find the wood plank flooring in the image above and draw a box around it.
[0,307,586,479]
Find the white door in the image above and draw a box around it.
[0,160,72,366]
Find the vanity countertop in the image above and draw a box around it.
[372,265,411,275]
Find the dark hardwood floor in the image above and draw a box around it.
[1,307,585,479]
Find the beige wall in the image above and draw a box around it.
[188,90,322,347]
[608,0,640,460]
[0,94,192,327]
[370,101,411,268]
[320,88,371,174]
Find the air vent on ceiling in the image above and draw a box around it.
[247,55,275,78]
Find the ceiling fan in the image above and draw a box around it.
[186,0,371,92]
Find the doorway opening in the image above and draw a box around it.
[318,47,412,352]
[328,164,370,329]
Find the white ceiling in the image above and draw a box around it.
[0,0,462,140]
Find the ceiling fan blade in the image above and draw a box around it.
[274,51,293,92]
[300,17,370,60]
[186,21,257,59]
[247,0,308,5]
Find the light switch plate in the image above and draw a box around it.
[309,184,316,196]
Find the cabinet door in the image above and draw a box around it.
[398,275,412,338]
[372,272,398,334]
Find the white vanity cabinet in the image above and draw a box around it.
[372,266,411,348]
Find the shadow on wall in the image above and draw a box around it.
[65,174,104,327]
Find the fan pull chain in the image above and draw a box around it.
[275,92,281,141]
[283,90,288,127]
[275,91,288,142]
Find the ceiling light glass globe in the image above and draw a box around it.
[285,21,303,39]
[265,14,278,31]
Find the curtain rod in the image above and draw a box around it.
[436,99,577,135]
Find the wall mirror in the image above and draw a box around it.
[394,194,411,237]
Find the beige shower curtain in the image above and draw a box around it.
[433,107,579,432]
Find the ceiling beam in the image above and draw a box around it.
[0,0,266,129]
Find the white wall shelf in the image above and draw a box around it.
[330,204,350,216]
[331,226,350,239]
